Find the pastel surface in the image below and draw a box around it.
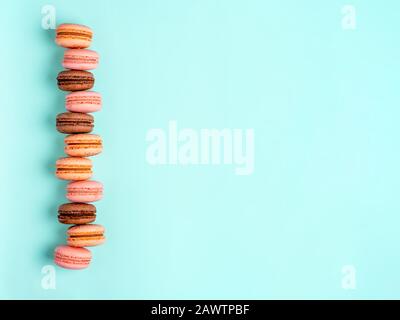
[66,91,102,113]
[56,157,92,181]
[55,23,93,49]
[67,180,103,203]
[57,70,94,91]
[63,49,99,71]
[3,0,400,300]
[58,203,96,224]
[67,224,105,247]
[56,112,94,134]
[54,245,92,270]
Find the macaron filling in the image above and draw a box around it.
[57,165,92,172]
[68,189,101,195]
[64,56,98,64]
[58,212,95,218]
[69,233,103,239]
[57,119,93,126]
[57,31,92,38]
[66,141,102,146]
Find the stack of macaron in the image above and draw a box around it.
[53,24,105,270]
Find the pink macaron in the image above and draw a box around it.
[66,91,102,113]
[54,245,92,270]
[67,180,103,203]
[62,49,99,70]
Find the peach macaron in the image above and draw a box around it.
[64,134,103,157]
[67,224,105,247]
[56,157,92,181]
[55,24,93,49]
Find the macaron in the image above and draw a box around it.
[56,157,92,181]
[54,245,92,270]
[55,24,93,49]
[65,134,102,157]
[63,49,99,70]
[58,203,96,224]
[67,180,103,202]
[56,112,94,134]
[57,70,94,91]
[66,91,102,113]
[67,224,105,247]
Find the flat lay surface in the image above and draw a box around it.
[0,0,400,299]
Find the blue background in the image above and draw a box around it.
[1,0,400,299]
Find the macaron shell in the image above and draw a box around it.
[56,157,92,181]
[56,112,94,134]
[55,24,93,49]
[56,171,92,181]
[68,237,105,247]
[68,224,105,235]
[57,70,94,91]
[67,180,103,203]
[63,49,99,70]
[64,134,103,157]
[54,245,92,270]
[59,215,96,225]
[66,91,102,113]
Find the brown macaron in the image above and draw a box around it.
[56,112,94,134]
[57,70,94,91]
[58,203,96,224]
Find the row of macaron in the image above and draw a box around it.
[54,23,104,270]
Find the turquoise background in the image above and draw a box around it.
[1,0,399,299]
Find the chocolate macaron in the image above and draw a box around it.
[56,112,94,134]
[58,203,96,224]
[57,70,94,91]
